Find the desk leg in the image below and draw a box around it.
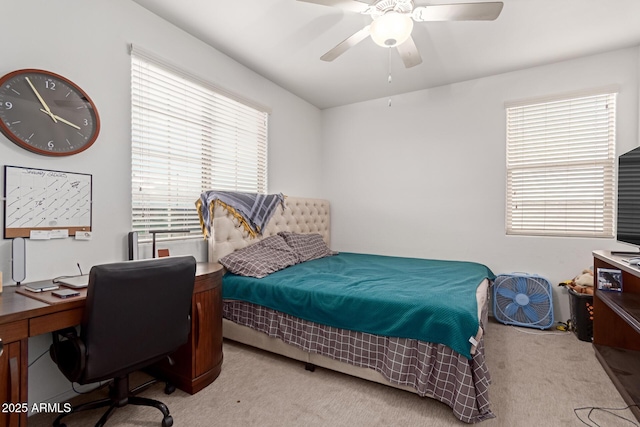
[0,339,28,427]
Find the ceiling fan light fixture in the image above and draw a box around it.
[370,11,414,47]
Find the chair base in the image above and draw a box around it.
[54,376,174,427]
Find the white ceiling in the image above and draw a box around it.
[131,0,640,109]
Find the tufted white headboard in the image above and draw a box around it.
[208,196,331,263]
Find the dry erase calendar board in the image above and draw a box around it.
[3,165,92,238]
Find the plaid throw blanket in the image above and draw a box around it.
[196,191,284,238]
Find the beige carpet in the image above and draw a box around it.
[29,319,637,426]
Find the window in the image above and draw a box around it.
[505,90,616,238]
[131,46,269,241]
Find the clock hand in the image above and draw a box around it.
[26,77,57,123]
[39,108,81,130]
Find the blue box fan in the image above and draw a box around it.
[493,273,554,330]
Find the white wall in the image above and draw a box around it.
[0,0,322,407]
[321,46,640,324]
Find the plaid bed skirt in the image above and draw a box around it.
[223,300,494,423]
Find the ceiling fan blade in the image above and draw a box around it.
[396,36,423,68]
[321,25,371,62]
[413,2,504,22]
[297,0,373,13]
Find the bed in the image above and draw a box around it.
[201,195,495,423]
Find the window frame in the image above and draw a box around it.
[505,89,617,238]
[130,45,270,242]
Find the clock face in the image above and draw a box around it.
[0,69,100,156]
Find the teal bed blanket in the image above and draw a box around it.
[222,252,495,359]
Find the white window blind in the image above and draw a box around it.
[506,91,616,237]
[131,47,269,241]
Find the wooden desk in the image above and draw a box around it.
[0,262,223,427]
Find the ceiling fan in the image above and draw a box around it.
[300,0,504,68]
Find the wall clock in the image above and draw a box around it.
[0,69,100,156]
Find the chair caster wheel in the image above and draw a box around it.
[162,415,173,427]
[164,383,176,395]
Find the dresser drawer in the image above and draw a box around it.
[30,308,83,336]
[0,320,28,343]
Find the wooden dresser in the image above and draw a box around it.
[592,250,640,422]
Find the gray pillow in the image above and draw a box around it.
[278,232,336,262]
[219,234,300,278]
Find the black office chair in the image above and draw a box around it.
[49,256,196,427]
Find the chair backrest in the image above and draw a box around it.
[80,256,196,382]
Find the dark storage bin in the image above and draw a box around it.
[568,288,593,342]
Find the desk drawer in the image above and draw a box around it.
[30,308,83,336]
[0,320,28,343]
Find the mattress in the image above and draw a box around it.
[222,252,494,358]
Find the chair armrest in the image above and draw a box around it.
[50,327,86,382]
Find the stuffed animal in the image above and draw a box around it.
[560,268,594,295]
[574,269,594,287]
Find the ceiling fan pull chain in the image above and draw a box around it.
[388,47,392,107]
[387,46,392,83]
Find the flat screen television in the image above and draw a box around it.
[615,146,640,253]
